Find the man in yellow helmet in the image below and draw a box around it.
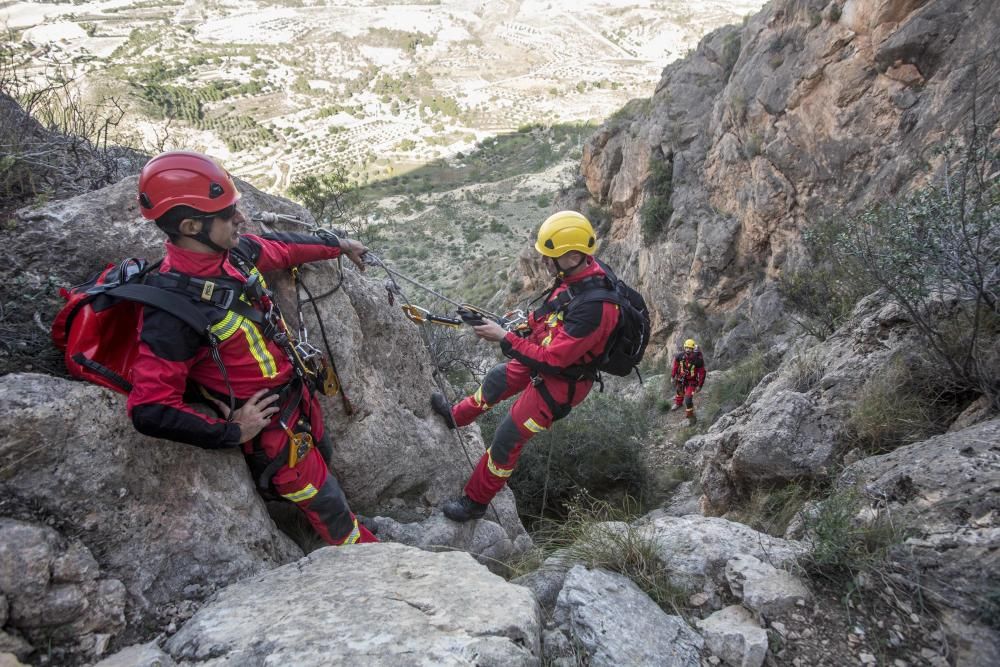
[671,338,706,422]
[432,211,621,522]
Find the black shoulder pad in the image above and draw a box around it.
[562,299,606,338]
[140,305,205,362]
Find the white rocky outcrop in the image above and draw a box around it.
[162,543,541,665]
[640,515,806,603]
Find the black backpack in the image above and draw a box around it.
[538,259,651,379]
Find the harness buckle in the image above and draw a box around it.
[286,430,314,468]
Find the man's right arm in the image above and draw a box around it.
[126,308,243,449]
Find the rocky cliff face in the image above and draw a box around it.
[578,0,999,362]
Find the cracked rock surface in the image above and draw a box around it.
[163,543,541,666]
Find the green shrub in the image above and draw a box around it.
[480,392,653,524]
[721,32,742,79]
[787,349,825,392]
[528,496,689,613]
[640,156,673,243]
[777,216,878,339]
[729,482,815,537]
[800,488,905,586]
[743,131,763,159]
[791,131,999,406]
[846,358,941,455]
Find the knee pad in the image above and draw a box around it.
[481,364,510,406]
[489,414,523,465]
[307,477,354,542]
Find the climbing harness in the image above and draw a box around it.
[250,211,353,414]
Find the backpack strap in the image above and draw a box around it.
[532,275,615,320]
[104,283,213,333]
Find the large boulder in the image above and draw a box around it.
[548,566,703,667]
[163,543,541,665]
[692,294,930,515]
[838,417,1000,664]
[0,374,302,645]
[639,515,806,603]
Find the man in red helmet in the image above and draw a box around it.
[431,211,620,522]
[127,150,377,546]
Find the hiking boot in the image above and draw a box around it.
[442,495,487,522]
[357,514,379,536]
[670,403,682,412]
[431,392,457,429]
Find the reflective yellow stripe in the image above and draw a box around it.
[486,449,514,478]
[282,484,318,503]
[339,518,361,545]
[523,418,547,433]
[210,311,242,340]
[240,320,278,378]
[541,333,553,346]
[472,386,491,409]
[250,267,268,289]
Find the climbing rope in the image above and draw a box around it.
[362,251,505,525]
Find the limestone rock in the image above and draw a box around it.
[724,554,812,618]
[839,418,1000,664]
[511,552,575,614]
[0,374,302,642]
[164,543,541,665]
[696,293,928,515]
[93,642,176,667]
[552,566,703,667]
[641,515,805,602]
[577,0,1000,365]
[367,512,531,574]
[696,605,768,667]
[0,519,125,662]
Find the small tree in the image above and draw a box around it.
[287,166,381,244]
[831,128,999,407]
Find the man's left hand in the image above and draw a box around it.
[472,320,506,342]
[340,239,368,272]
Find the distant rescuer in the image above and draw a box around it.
[671,338,706,423]
[431,211,621,522]
[127,150,377,545]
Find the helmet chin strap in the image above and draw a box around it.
[186,219,228,253]
[554,254,586,278]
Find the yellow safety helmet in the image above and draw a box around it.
[534,210,598,258]
[684,339,697,350]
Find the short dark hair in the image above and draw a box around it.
[155,204,233,240]
[154,204,202,240]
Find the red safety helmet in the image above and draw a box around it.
[137,151,240,220]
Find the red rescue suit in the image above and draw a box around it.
[127,233,376,545]
[451,257,620,505]
[672,349,706,418]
